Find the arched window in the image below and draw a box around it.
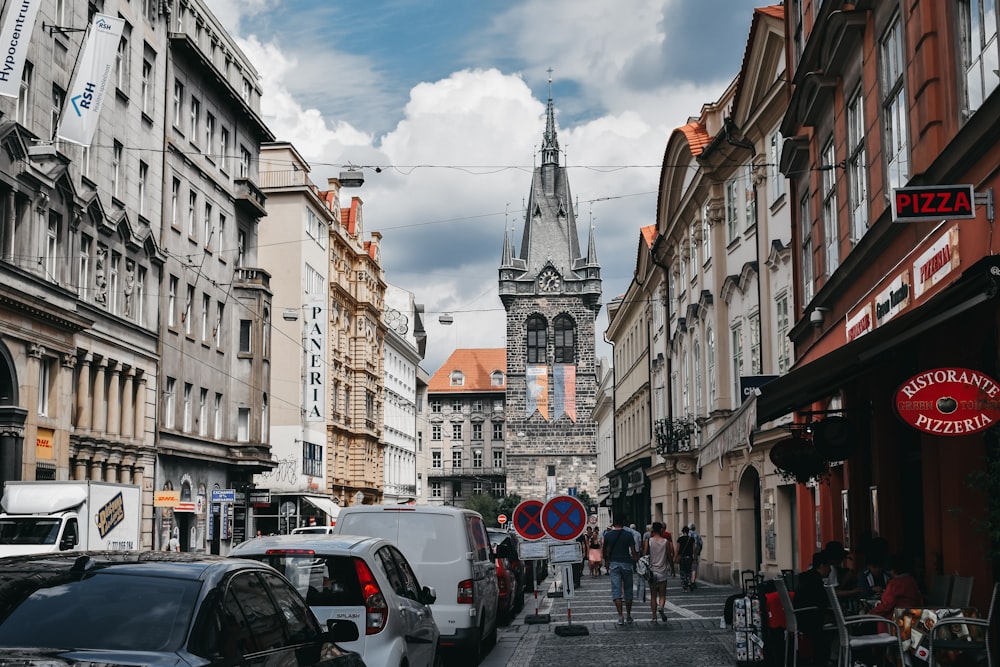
[526,316,547,364]
[553,315,576,363]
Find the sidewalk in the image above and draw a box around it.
[482,569,745,666]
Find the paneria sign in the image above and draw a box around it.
[894,367,1000,435]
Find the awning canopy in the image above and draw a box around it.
[696,390,759,471]
[302,496,340,519]
[757,256,1000,424]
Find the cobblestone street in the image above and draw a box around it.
[480,568,743,666]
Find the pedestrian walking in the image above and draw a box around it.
[603,511,639,625]
[645,522,672,622]
[688,523,704,589]
[675,525,696,592]
[587,527,603,577]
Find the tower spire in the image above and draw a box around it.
[542,68,559,166]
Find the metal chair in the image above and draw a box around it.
[927,574,953,606]
[949,575,975,608]
[824,584,905,667]
[774,577,815,667]
[929,581,998,667]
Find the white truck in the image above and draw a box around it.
[0,481,142,557]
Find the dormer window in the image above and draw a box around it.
[491,371,504,386]
[450,371,464,387]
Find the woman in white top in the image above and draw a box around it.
[644,522,673,622]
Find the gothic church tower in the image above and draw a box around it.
[499,87,601,501]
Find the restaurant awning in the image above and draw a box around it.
[757,256,1000,425]
[696,390,759,472]
[302,496,340,519]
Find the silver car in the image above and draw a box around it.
[231,534,441,667]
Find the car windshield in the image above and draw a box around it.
[0,569,201,651]
[0,518,62,545]
[253,554,363,607]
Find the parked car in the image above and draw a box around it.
[334,504,499,663]
[487,528,524,621]
[0,551,364,666]
[231,533,441,667]
[292,525,337,535]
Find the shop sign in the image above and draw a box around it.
[894,367,1000,435]
[873,272,910,327]
[845,303,873,342]
[892,184,975,222]
[35,428,54,460]
[153,489,180,507]
[912,227,960,299]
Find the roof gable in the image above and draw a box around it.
[428,348,507,393]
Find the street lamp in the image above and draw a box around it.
[353,490,364,506]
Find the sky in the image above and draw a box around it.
[206,0,769,375]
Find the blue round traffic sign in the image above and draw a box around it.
[511,499,545,541]
[541,495,587,541]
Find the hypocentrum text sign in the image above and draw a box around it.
[892,184,976,222]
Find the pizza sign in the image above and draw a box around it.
[894,367,1000,435]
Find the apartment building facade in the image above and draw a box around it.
[425,349,507,506]
[606,6,795,582]
[755,0,1000,604]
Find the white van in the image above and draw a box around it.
[334,505,499,662]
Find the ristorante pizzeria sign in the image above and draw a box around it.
[895,367,1000,435]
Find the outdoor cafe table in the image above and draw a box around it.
[893,607,982,665]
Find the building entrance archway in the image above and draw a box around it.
[737,464,762,575]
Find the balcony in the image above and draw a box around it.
[654,417,699,456]
[235,177,268,218]
[258,169,311,190]
[233,267,271,292]
[426,466,505,480]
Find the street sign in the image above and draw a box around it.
[511,499,545,541]
[211,488,236,503]
[892,184,976,222]
[497,513,508,526]
[549,540,582,564]
[541,495,587,541]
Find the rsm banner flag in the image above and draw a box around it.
[0,0,43,98]
[56,14,124,146]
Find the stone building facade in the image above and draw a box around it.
[499,92,601,501]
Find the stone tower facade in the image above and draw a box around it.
[499,90,602,502]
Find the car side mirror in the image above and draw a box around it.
[419,585,437,605]
[326,618,359,643]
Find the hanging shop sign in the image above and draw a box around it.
[912,227,960,299]
[894,367,1000,435]
[892,185,975,222]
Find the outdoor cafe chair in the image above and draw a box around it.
[825,584,905,667]
[949,575,975,608]
[928,581,998,667]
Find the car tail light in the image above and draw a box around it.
[458,578,474,604]
[496,567,509,595]
[353,557,388,634]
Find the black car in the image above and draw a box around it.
[0,551,365,666]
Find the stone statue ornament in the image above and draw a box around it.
[94,246,108,305]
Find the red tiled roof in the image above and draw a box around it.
[428,348,506,393]
[758,4,784,20]
[640,225,657,249]
[678,120,711,156]
[341,198,359,236]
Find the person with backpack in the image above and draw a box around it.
[688,523,704,589]
[675,525,696,592]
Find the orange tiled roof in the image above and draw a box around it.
[341,199,359,235]
[428,348,507,393]
[758,4,784,20]
[640,225,657,249]
[678,120,711,156]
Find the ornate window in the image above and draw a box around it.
[526,315,547,364]
[881,15,909,191]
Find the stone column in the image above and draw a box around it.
[120,456,135,485]
[105,452,121,483]
[92,359,107,433]
[73,446,92,480]
[106,362,121,437]
[90,457,104,481]
[26,344,43,418]
[76,354,92,431]
[134,374,147,443]
[121,368,135,439]
[3,190,13,262]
